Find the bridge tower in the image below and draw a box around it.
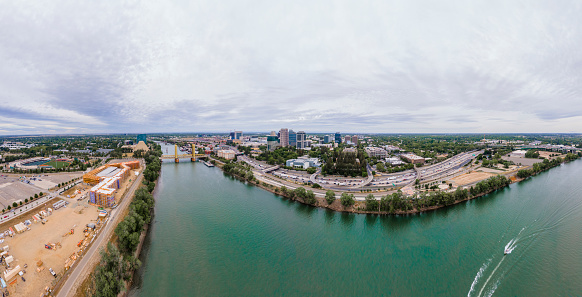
[174,144,179,163]
[191,143,197,162]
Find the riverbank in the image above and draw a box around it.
[70,145,162,297]
[219,155,580,216]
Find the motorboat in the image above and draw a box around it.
[504,247,511,255]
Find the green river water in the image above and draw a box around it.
[129,158,582,296]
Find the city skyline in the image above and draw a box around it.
[2,0,582,135]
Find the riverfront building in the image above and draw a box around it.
[217,149,236,160]
[84,161,140,207]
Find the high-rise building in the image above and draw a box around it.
[351,135,358,145]
[344,135,351,143]
[279,128,289,147]
[289,130,297,147]
[296,131,307,149]
[335,132,342,143]
[230,131,243,140]
[267,136,279,151]
[323,135,330,143]
[137,134,147,144]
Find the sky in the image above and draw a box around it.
[1,0,582,135]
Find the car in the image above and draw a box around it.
[3,216,7,219]
[49,268,57,278]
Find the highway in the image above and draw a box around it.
[56,170,143,297]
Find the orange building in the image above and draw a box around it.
[83,161,140,207]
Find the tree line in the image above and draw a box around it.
[89,144,161,297]
[222,161,256,182]
[517,153,580,179]
[363,175,511,213]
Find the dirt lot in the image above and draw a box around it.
[537,151,565,160]
[501,156,543,166]
[2,201,100,296]
[451,171,495,186]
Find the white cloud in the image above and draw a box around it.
[0,0,581,135]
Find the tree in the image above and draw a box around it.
[340,193,355,207]
[91,243,125,297]
[325,190,335,205]
[365,194,378,211]
[12,202,17,208]
[304,190,317,205]
[39,192,43,196]
[376,162,386,172]
[306,167,316,174]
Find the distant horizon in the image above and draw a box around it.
[1,131,582,138]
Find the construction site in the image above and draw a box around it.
[0,160,142,296]
[0,196,106,296]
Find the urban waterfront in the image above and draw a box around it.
[129,159,582,296]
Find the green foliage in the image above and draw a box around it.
[12,202,17,208]
[222,161,256,182]
[525,150,540,158]
[322,149,368,177]
[375,162,386,172]
[255,146,302,165]
[340,193,355,207]
[325,190,335,205]
[517,154,578,179]
[365,194,378,211]
[91,243,128,297]
[306,167,317,174]
[133,149,145,158]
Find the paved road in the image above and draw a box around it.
[56,171,143,297]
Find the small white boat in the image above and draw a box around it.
[504,248,510,255]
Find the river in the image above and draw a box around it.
[129,156,582,296]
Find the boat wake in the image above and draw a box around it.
[467,259,491,297]
[504,238,517,255]
[469,230,525,297]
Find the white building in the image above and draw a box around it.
[286,157,321,169]
[365,147,388,158]
[386,157,404,165]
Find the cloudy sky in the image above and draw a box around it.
[1,0,581,135]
